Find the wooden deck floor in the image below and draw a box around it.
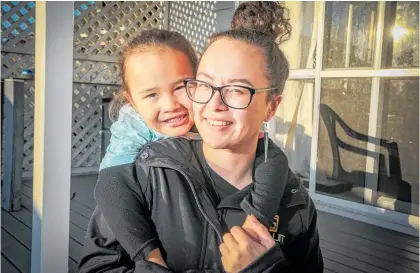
[2,174,419,273]
[1,175,97,273]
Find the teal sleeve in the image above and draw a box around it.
[99,105,167,170]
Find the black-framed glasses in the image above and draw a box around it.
[183,79,278,109]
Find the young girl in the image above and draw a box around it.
[98,1,292,269]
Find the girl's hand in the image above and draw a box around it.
[146,248,168,268]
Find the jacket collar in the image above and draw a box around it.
[136,137,306,232]
[216,175,307,210]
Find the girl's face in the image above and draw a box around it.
[194,38,280,151]
[125,47,194,136]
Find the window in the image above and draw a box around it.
[277,1,419,217]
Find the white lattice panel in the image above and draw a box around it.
[21,83,116,171]
[1,53,121,85]
[169,1,217,54]
[71,84,115,168]
[1,52,35,78]
[74,60,120,84]
[1,1,170,174]
[74,1,165,56]
[1,1,36,53]
[22,82,35,171]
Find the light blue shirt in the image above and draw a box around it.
[99,104,168,170]
[100,104,200,170]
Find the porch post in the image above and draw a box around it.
[31,2,74,273]
[2,79,25,212]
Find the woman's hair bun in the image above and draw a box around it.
[231,1,291,44]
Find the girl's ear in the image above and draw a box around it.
[124,90,135,107]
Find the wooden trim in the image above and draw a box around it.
[364,1,387,205]
[163,1,170,30]
[320,68,419,78]
[288,69,316,79]
[22,167,99,179]
[309,1,326,195]
[73,54,118,63]
[314,194,419,236]
[2,79,25,212]
[2,50,118,64]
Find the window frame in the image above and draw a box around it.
[285,1,419,235]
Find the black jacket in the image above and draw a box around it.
[77,138,323,273]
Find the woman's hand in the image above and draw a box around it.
[219,215,276,273]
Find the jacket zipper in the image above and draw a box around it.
[146,157,224,242]
[199,221,208,268]
[177,168,224,241]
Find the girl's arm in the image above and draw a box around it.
[78,205,174,273]
[99,104,168,267]
[94,164,163,264]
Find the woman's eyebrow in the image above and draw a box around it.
[225,78,254,86]
[197,72,214,80]
[197,72,254,86]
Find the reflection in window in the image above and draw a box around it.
[281,1,317,69]
[270,80,314,180]
[323,2,378,68]
[377,78,419,215]
[382,1,419,68]
[316,78,372,204]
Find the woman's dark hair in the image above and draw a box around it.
[109,29,198,121]
[208,1,291,99]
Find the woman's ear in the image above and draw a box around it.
[264,95,282,122]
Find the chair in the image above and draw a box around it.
[319,103,411,202]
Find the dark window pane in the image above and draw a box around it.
[323,2,378,68]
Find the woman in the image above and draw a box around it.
[78,2,323,272]
[91,2,295,269]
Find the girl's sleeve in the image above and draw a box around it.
[93,163,162,263]
[100,109,166,170]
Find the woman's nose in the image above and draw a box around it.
[207,90,229,112]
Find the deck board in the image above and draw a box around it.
[20,184,91,231]
[322,248,390,273]
[318,223,419,271]
[1,175,98,272]
[324,257,364,273]
[2,208,83,265]
[321,240,417,273]
[5,204,86,245]
[319,210,419,248]
[2,255,21,273]
[1,228,31,273]
[2,174,419,273]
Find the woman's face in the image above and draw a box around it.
[194,38,280,150]
[125,47,194,137]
